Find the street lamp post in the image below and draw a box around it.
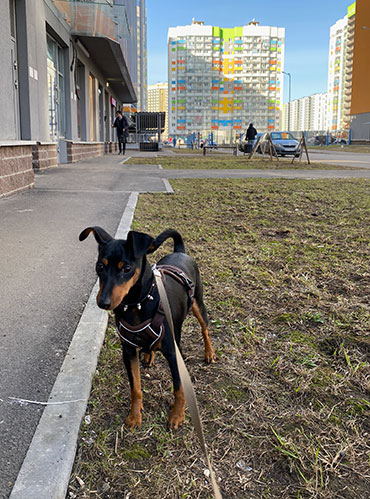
[282,71,291,131]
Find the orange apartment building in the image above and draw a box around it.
[350,0,370,141]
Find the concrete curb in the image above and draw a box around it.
[158,165,175,194]
[162,178,174,193]
[9,192,139,499]
[120,156,131,164]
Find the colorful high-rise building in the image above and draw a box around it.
[167,19,285,142]
[148,83,169,137]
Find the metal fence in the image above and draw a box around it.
[126,112,165,150]
[289,130,350,145]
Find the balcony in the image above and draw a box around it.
[48,0,136,102]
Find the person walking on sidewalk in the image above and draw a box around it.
[112,110,129,155]
[246,123,257,144]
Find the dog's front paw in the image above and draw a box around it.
[168,409,185,430]
[142,351,155,367]
[205,346,216,364]
[125,410,142,429]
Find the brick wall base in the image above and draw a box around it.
[67,142,105,163]
[0,144,35,198]
[104,142,119,153]
[32,143,58,170]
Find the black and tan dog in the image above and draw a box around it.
[79,227,216,429]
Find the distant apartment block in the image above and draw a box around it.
[168,19,285,142]
[282,93,328,132]
[147,83,168,137]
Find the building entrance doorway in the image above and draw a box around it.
[89,74,96,141]
[46,35,66,149]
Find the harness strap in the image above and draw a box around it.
[156,264,195,312]
[116,315,164,351]
[115,264,194,352]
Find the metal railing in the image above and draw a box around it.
[289,130,350,145]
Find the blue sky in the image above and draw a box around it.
[146,0,353,103]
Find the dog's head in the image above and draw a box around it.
[79,227,155,310]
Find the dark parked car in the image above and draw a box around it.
[238,132,263,153]
[258,131,300,157]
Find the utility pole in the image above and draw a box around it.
[283,71,291,131]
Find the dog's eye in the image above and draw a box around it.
[122,264,132,273]
[96,262,105,273]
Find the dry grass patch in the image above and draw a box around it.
[69,178,370,499]
[126,155,355,170]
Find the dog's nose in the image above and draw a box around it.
[97,298,111,310]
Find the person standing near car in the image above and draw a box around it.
[246,123,257,144]
[112,110,129,155]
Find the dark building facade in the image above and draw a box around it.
[0,0,146,197]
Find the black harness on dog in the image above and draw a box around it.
[115,264,194,352]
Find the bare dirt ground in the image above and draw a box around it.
[69,178,370,499]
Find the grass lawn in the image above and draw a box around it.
[168,147,204,154]
[126,156,355,170]
[69,178,370,499]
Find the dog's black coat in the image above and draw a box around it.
[79,227,215,428]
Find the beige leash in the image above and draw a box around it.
[153,267,222,499]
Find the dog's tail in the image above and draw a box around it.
[148,229,186,254]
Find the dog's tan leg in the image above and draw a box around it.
[125,351,143,428]
[168,385,186,429]
[192,300,216,363]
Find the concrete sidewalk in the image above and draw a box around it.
[1,151,369,498]
[0,154,169,498]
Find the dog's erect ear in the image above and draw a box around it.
[126,231,155,259]
[79,226,113,245]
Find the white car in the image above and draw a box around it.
[259,132,300,157]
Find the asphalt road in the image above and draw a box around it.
[158,168,370,179]
[0,156,167,498]
[308,148,370,169]
[170,146,370,169]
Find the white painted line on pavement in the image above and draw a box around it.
[10,193,139,499]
